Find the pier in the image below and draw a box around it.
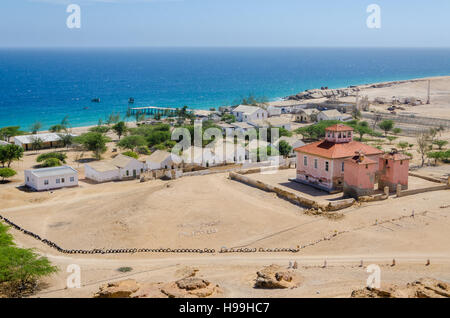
[129,106,193,116]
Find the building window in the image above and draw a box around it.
[314,159,318,169]
[27,177,29,182]
[366,164,369,169]
[61,178,65,183]
[325,161,329,172]
[400,160,403,165]
[70,177,74,182]
[44,180,49,185]
[56,179,60,184]
[303,156,307,166]
[342,162,345,172]
[126,170,129,176]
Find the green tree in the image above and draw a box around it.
[0,144,24,168]
[397,141,409,152]
[30,122,42,134]
[417,131,431,167]
[0,126,25,143]
[112,121,127,140]
[74,132,111,160]
[0,245,58,297]
[278,140,293,158]
[117,135,146,151]
[379,120,395,136]
[433,140,448,150]
[49,125,63,133]
[0,167,16,182]
[30,137,44,153]
[89,126,110,134]
[295,120,341,141]
[106,112,121,125]
[58,133,74,149]
[392,127,402,135]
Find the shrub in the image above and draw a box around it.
[0,168,16,182]
[136,145,151,155]
[89,126,110,134]
[122,151,138,159]
[42,158,62,167]
[117,267,133,273]
[36,152,67,163]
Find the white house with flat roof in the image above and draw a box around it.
[24,166,78,191]
[232,105,268,122]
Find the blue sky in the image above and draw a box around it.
[1,0,449,47]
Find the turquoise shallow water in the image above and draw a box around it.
[0,47,449,130]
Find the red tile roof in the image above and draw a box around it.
[325,124,354,132]
[295,140,383,159]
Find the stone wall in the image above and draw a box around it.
[229,171,355,211]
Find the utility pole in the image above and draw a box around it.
[426,80,431,104]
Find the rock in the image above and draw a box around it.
[161,277,221,298]
[351,277,450,298]
[254,264,301,289]
[94,279,140,298]
[176,277,210,291]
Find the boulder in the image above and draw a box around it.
[254,264,301,289]
[94,279,140,298]
[161,277,221,298]
[351,277,450,298]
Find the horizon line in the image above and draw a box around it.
[1,45,450,49]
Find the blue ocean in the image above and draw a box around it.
[1,48,450,130]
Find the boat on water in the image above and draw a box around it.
[91,98,101,103]
[128,97,135,104]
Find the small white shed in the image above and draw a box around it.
[25,166,78,191]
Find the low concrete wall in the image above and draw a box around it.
[229,172,355,211]
[397,184,449,197]
[408,172,446,184]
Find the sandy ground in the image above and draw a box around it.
[1,170,449,298]
[1,75,450,298]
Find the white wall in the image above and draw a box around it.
[25,170,78,191]
[84,165,119,183]
[119,160,145,179]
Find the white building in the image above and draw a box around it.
[317,109,353,122]
[146,150,182,170]
[250,117,292,131]
[230,122,255,133]
[267,105,282,117]
[14,133,76,151]
[0,140,10,146]
[232,105,268,122]
[25,166,78,191]
[84,154,145,183]
[84,161,120,183]
[112,154,145,179]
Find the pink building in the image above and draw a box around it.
[294,124,383,192]
[343,152,378,198]
[378,150,410,192]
